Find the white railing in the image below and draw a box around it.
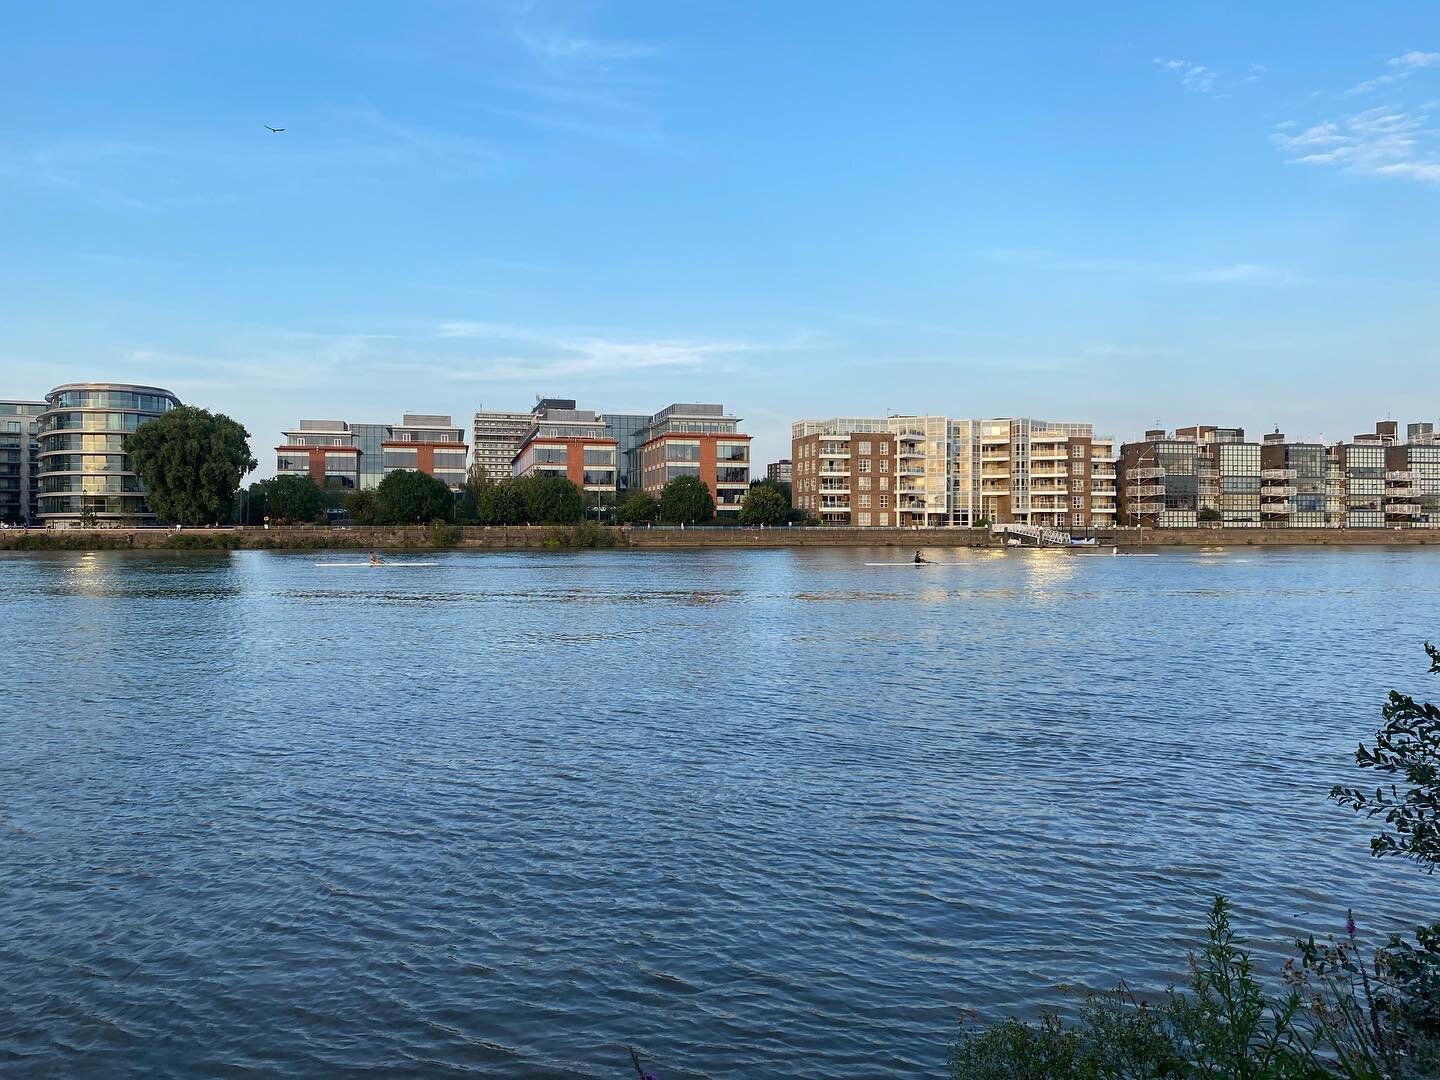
[1262,469,1297,480]
[991,522,1073,546]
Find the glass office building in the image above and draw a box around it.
[36,383,181,524]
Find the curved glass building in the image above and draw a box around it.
[36,383,182,524]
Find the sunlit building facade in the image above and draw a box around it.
[36,383,182,524]
[636,404,751,520]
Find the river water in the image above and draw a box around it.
[1,546,1436,1077]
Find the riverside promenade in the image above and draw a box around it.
[1,525,1437,551]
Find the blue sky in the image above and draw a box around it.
[3,1,1438,474]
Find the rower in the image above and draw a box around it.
[369,550,382,565]
[913,549,928,564]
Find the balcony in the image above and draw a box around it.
[1261,469,1296,480]
[1262,502,1295,514]
[1261,485,1297,497]
[818,467,849,477]
[818,483,850,494]
[1386,485,1414,497]
[897,448,924,459]
[1127,484,1165,498]
[898,466,925,477]
[1387,471,1414,482]
[1127,467,1164,480]
[980,451,1009,462]
[1387,503,1421,516]
[1129,501,1162,514]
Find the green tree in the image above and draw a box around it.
[749,477,792,504]
[617,491,661,524]
[659,475,715,524]
[125,405,257,525]
[739,484,789,526]
[517,474,583,524]
[477,481,527,525]
[259,475,326,524]
[1331,643,1440,871]
[343,488,379,525]
[1198,507,1223,523]
[375,469,455,524]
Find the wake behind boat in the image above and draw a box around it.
[314,560,440,567]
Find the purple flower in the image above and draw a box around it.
[1346,910,1357,938]
[643,1073,659,1080]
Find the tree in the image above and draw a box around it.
[617,491,661,524]
[477,482,527,525]
[375,469,454,524]
[1198,507,1223,523]
[749,477,791,504]
[344,489,379,525]
[739,484,788,525]
[1331,643,1440,872]
[258,475,325,524]
[659,475,714,524]
[517,474,583,524]
[125,406,257,525]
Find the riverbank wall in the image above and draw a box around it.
[0,525,1436,552]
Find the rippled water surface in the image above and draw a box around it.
[2,546,1438,1077]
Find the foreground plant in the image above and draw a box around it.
[951,644,1440,1080]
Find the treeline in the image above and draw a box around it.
[239,470,805,527]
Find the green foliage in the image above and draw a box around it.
[426,520,457,547]
[343,489,379,525]
[477,482,527,525]
[659,475,715,524]
[539,523,615,548]
[519,475,584,524]
[617,492,661,524]
[1331,643,1440,872]
[739,484,789,525]
[163,532,242,550]
[1198,507,1224,523]
[250,475,326,524]
[124,406,257,525]
[375,469,455,525]
[952,900,1323,1079]
[976,516,992,528]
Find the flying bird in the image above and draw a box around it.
[265,125,285,133]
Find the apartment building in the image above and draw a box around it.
[0,399,45,524]
[1385,440,1440,526]
[954,418,1117,531]
[278,415,467,491]
[36,383,182,524]
[791,414,1114,528]
[636,403,751,519]
[512,402,618,499]
[1118,425,1261,529]
[767,459,792,483]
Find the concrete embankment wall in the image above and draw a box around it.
[1,525,1437,552]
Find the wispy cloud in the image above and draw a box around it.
[972,248,1298,285]
[1275,50,1440,184]
[1272,105,1440,183]
[1153,57,1218,93]
[352,107,507,175]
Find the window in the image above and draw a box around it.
[857,441,872,455]
[1072,514,1086,527]
[879,476,889,490]
[1073,445,1085,458]
[879,494,889,508]
[880,443,890,455]
[1070,478,1084,492]
[859,494,870,508]
[1072,496,1084,509]
[880,459,889,473]
[858,476,871,491]
[858,458,871,473]
[1071,461,1084,475]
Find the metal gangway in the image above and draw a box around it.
[990,522,1073,547]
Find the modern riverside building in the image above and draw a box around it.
[276,420,363,490]
[278,415,467,491]
[36,383,181,524]
[512,402,618,499]
[603,411,653,494]
[383,414,467,490]
[767,459,792,483]
[792,415,1114,528]
[1118,425,1261,529]
[472,406,543,482]
[636,403,751,519]
[1386,440,1440,526]
[0,399,45,524]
